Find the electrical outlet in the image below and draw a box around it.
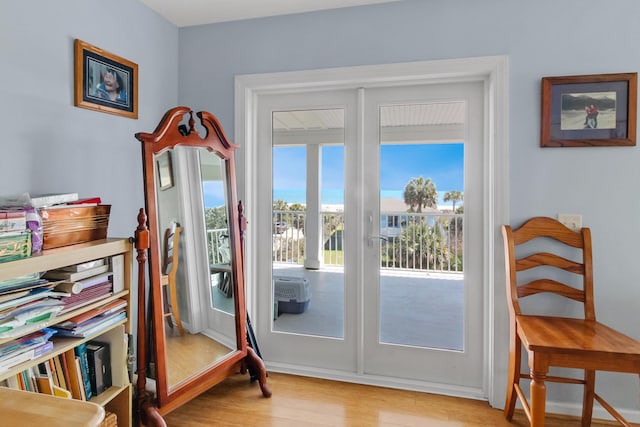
[558,214,582,231]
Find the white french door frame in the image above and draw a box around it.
[235,56,509,406]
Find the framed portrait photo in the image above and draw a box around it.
[156,151,174,190]
[541,73,637,147]
[74,39,138,119]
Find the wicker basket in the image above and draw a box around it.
[40,205,111,249]
[99,411,118,427]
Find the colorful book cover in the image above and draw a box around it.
[74,342,93,400]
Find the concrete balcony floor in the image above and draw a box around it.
[272,264,464,351]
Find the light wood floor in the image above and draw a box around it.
[163,372,618,426]
[165,329,232,386]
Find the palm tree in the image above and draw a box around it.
[403,177,437,212]
[273,199,289,211]
[443,190,463,213]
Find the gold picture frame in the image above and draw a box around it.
[74,39,138,119]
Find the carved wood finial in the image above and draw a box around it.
[188,111,196,134]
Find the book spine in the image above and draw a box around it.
[33,340,54,357]
[111,255,124,293]
[53,355,66,390]
[73,311,127,338]
[17,371,26,390]
[62,349,82,400]
[74,343,92,400]
[6,374,19,389]
[48,358,59,388]
[74,357,86,401]
[25,366,37,392]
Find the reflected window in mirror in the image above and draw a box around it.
[199,150,234,315]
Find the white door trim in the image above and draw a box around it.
[235,55,509,405]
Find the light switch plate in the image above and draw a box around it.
[558,214,582,231]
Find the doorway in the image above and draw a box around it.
[236,57,508,401]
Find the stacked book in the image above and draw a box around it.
[0,276,65,339]
[0,192,108,252]
[0,328,56,374]
[0,339,113,400]
[52,299,127,338]
[43,259,114,314]
[0,207,31,262]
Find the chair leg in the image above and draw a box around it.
[581,370,595,427]
[504,329,521,420]
[168,277,185,336]
[530,368,547,427]
[162,284,174,330]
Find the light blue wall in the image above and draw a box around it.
[2,0,639,418]
[177,0,640,416]
[0,0,179,236]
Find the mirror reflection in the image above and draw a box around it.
[200,151,235,315]
[154,147,237,390]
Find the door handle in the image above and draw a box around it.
[366,211,387,247]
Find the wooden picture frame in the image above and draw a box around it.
[74,39,138,119]
[157,151,174,190]
[541,72,637,147]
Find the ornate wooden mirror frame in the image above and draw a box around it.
[134,106,270,425]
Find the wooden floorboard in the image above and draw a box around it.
[162,372,620,426]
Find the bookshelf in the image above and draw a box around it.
[0,238,133,427]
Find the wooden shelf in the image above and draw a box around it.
[0,238,133,427]
[0,239,130,281]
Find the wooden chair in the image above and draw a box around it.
[162,223,184,336]
[502,216,640,427]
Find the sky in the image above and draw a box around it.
[272,143,464,206]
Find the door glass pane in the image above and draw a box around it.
[271,109,345,338]
[378,103,465,350]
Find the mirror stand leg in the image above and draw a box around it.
[245,347,272,397]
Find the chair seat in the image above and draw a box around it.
[517,315,640,371]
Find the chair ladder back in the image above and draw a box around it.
[163,224,182,276]
[502,217,595,320]
[161,223,184,336]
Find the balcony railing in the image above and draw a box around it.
[207,228,230,265]
[269,210,463,273]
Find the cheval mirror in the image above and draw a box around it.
[134,106,270,425]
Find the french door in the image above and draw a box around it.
[255,90,358,372]
[254,80,485,395]
[361,83,484,390]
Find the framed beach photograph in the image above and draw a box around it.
[156,151,174,190]
[74,39,138,119]
[541,73,637,147]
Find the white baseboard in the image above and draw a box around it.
[265,361,486,401]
